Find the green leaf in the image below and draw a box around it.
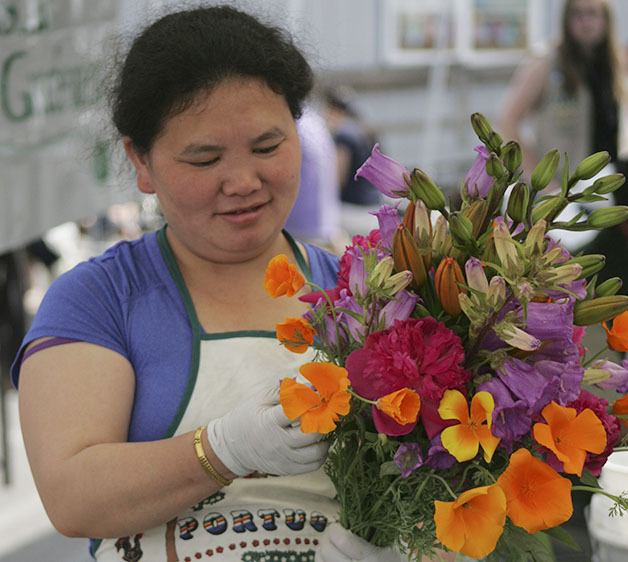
[379,461,401,477]
[580,469,600,488]
[542,527,581,551]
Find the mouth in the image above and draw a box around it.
[219,201,269,216]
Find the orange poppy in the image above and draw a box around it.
[279,362,351,433]
[434,257,466,317]
[497,448,573,533]
[264,254,305,298]
[612,394,628,426]
[276,317,315,353]
[438,389,501,463]
[603,311,628,352]
[533,401,607,476]
[376,388,421,426]
[434,484,506,559]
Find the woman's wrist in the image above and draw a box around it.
[195,427,238,485]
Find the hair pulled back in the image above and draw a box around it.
[111,5,313,153]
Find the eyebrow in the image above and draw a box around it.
[179,127,286,157]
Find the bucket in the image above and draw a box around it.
[587,451,628,562]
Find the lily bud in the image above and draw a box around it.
[471,113,493,145]
[591,173,625,195]
[573,295,628,325]
[546,263,583,285]
[572,151,611,182]
[449,212,475,249]
[565,254,605,279]
[487,276,507,309]
[493,217,522,276]
[501,141,522,174]
[432,215,450,257]
[409,169,447,211]
[461,199,489,238]
[596,277,623,297]
[383,270,414,295]
[588,206,628,229]
[531,196,567,224]
[434,257,466,316]
[507,182,530,224]
[392,225,428,290]
[493,321,541,351]
[523,219,547,258]
[531,149,560,192]
[413,200,433,247]
[486,152,507,179]
[465,257,489,294]
[369,256,395,288]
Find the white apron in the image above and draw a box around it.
[94,335,338,562]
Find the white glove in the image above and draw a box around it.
[317,523,403,562]
[206,384,328,476]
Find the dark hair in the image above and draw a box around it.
[559,0,622,100]
[111,5,313,153]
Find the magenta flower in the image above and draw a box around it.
[394,443,424,478]
[370,204,401,249]
[464,145,493,198]
[355,144,410,199]
[346,318,470,435]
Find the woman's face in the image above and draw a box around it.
[126,77,301,264]
[567,0,607,49]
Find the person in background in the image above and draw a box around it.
[285,105,343,249]
[11,6,422,561]
[499,0,628,267]
[323,86,382,207]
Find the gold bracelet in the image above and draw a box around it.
[193,427,232,487]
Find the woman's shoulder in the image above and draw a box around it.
[301,241,340,288]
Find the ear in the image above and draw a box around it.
[123,138,155,194]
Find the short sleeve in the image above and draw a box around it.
[11,261,129,387]
[304,243,339,289]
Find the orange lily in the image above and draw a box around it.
[434,257,466,317]
[276,317,315,353]
[497,448,573,533]
[603,311,628,352]
[533,401,606,476]
[434,485,506,559]
[612,393,628,426]
[264,254,305,298]
[377,388,421,426]
[438,389,501,463]
[279,362,350,433]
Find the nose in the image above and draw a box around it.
[220,157,263,197]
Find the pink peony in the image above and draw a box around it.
[346,318,471,435]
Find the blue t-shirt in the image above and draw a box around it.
[11,228,339,442]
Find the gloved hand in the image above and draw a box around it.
[206,384,328,476]
[317,523,403,562]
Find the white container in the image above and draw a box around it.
[587,451,628,562]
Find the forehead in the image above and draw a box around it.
[570,0,605,13]
[158,77,294,145]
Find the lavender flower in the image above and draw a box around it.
[355,144,410,198]
[479,377,531,443]
[425,436,456,470]
[591,360,628,393]
[464,145,493,198]
[380,290,417,328]
[371,204,401,249]
[394,443,424,478]
[335,289,365,342]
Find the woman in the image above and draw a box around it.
[12,6,404,562]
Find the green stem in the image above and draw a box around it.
[572,485,625,505]
[348,388,377,405]
[583,346,608,368]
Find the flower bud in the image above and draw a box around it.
[501,141,522,174]
[465,257,489,294]
[486,152,507,179]
[392,225,428,290]
[434,257,466,316]
[487,276,507,309]
[449,212,475,250]
[493,217,523,276]
[369,255,395,288]
[546,263,583,285]
[464,146,493,199]
[383,270,414,295]
[493,321,541,351]
[564,254,605,279]
[573,295,628,326]
[523,219,547,258]
[596,277,623,297]
[506,182,530,224]
[409,169,447,211]
[531,149,560,192]
[587,206,628,229]
[591,173,625,195]
[432,215,450,257]
[461,199,489,238]
[572,151,611,182]
[531,196,567,224]
[470,113,493,144]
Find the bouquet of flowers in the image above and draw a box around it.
[264,113,628,560]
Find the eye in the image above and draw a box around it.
[254,142,281,155]
[188,157,220,167]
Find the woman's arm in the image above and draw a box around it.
[18,340,234,539]
[498,56,551,180]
